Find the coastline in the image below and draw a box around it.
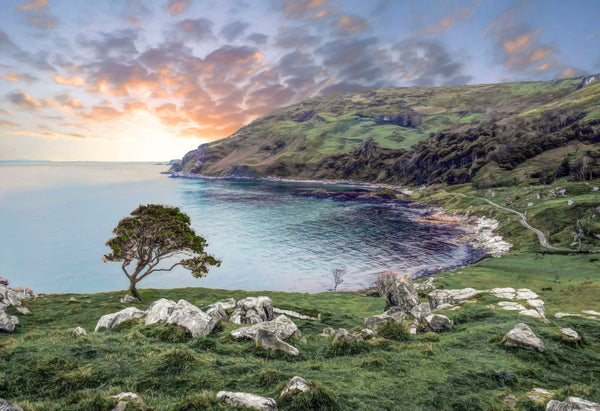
[168,170,510,286]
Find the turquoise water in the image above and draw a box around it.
[0,162,470,294]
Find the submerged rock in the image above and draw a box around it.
[95,307,146,331]
[255,329,299,356]
[216,391,278,411]
[504,323,546,352]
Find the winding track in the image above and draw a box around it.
[445,191,599,253]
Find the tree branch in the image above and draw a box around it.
[136,261,184,282]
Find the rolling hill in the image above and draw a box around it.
[172,75,600,187]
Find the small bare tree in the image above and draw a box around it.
[374,271,398,298]
[331,268,346,292]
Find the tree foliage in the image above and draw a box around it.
[103,204,221,299]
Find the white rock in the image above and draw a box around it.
[206,303,228,322]
[425,314,453,332]
[516,288,539,300]
[273,307,318,321]
[554,312,578,318]
[490,287,516,299]
[73,326,87,335]
[582,310,600,316]
[15,306,30,315]
[110,392,139,401]
[409,327,417,335]
[145,298,177,325]
[280,376,309,398]
[165,299,216,337]
[568,200,574,205]
[230,296,274,324]
[216,391,278,411]
[498,301,526,311]
[120,294,139,304]
[428,288,482,309]
[0,310,19,332]
[532,388,550,394]
[210,298,236,310]
[435,303,457,310]
[364,308,406,330]
[504,323,546,352]
[546,396,600,410]
[560,328,581,341]
[0,399,23,411]
[0,284,24,307]
[95,307,146,332]
[527,299,546,317]
[519,309,543,319]
[231,315,301,340]
[255,329,299,356]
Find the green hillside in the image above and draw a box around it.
[173,75,600,186]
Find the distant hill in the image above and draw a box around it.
[173,75,600,187]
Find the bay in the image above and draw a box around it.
[0,162,471,294]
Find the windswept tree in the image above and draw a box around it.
[330,268,347,292]
[103,204,221,299]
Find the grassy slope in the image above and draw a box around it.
[1,281,599,410]
[178,76,598,180]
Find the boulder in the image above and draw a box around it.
[333,328,363,343]
[360,328,376,337]
[273,307,319,321]
[280,376,309,398]
[504,323,546,352]
[206,303,228,322]
[410,302,432,320]
[165,299,217,337]
[210,298,236,310]
[73,326,87,336]
[15,307,30,315]
[425,314,453,332]
[560,328,581,342]
[516,288,539,300]
[0,399,23,411]
[498,301,526,311]
[490,287,516,299]
[110,392,140,401]
[321,327,335,337]
[364,308,406,330]
[230,296,274,324]
[546,396,600,410]
[95,307,146,332]
[120,294,139,304]
[387,274,420,313]
[0,285,24,307]
[231,315,301,340]
[428,288,481,309]
[145,298,177,325]
[216,391,278,411]
[0,311,19,332]
[255,329,299,356]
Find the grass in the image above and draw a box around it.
[1,276,599,410]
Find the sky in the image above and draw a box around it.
[1,0,599,162]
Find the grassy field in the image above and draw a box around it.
[1,270,599,410]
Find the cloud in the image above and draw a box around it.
[6,90,47,110]
[247,33,268,45]
[25,10,58,28]
[79,29,138,58]
[485,9,556,73]
[177,18,215,42]
[167,0,190,16]
[53,75,86,86]
[276,26,320,49]
[2,72,39,83]
[278,0,329,19]
[560,67,586,78]
[6,129,86,140]
[220,20,250,42]
[0,120,19,127]
[335,14,370,34]
[415,8,473,36]
[17,0,48,10]
[316,37,396,85]
[393,39,472,86]
[51,93,83,110]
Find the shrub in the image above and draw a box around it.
[378,321,411,342]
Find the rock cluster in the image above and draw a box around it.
[546,396,600,410]
[0,279,34,333]
[230,296,274,324]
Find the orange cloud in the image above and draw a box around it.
[6,129,86,140]
[336,14,370,34]
[53,74,86,86]
[6,89,46,109]
[503,33,531,53]
[168,0,190,16]
[416,8,473,36]
[560,67,576,77]
[535,63,551,71]
[314,10,328,18]
[529,47,552,63]
[2,72,38,83]
[0,120,19,127]
[281,0,328,19]
[17,0,48,10]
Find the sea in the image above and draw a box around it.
[0,162,473,294]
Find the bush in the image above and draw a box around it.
[378,322,411,342]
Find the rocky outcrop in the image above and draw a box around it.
[388,273,420,313]
[546,396,600,410]
[333,328,363,343]
[0,284,27,307]
[428,288,481,309]
[280,376,310,398]
[467,217,511,257]
[95,307,146,331]
[230,297,274,324]
[364,308,406,330]
[206,303,228,322]
[504,323,546,352]
[255,329,299,356]
[216,391,278,411]
[425,314,453,332]
[145,298,177,325]
[0,398,23,411]
[231,315,301,340]
[164,299,216,337]
[273,307,319,321]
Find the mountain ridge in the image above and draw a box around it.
[173,75,600,187]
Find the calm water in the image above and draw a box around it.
[0,162,470,294]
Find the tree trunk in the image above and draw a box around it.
[129,278,141,300]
